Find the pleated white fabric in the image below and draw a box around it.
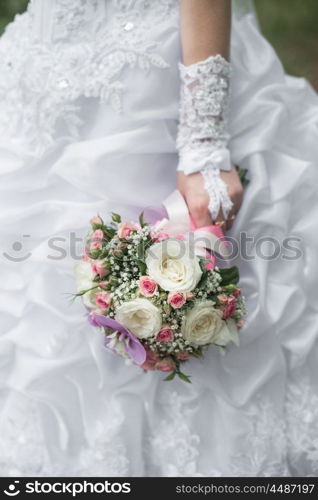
[0,0,318,477]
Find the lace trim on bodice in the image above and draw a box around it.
[0,0,178,155]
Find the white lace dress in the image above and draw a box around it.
[1,0,318,477]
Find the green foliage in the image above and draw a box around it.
[163,371,176,382]
[254,0,318,89]
[139,211,148,229]
[236,166,249,188]
[164,368,192,384]
[111,212,121,223]
[219,266,240,286]
[0,0,28,34]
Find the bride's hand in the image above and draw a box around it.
[178,168,243,230]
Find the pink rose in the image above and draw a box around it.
[99,281,109,290]
[90,241,102,251]
[92,229,104,241]
[141,348,160,371]
[176,351,190,361]
[95,291,112,310]
[92,260,109,278]
[82,248,91,262]
[156,325,173,342]
[236,318,244,329]
[167,291,186,309]
[141,360,157,371]
[233,288,241,298]
[90,216,103,226]
[217,294,228,305]
[112,248,123,258]
[156,357,176,373]
[221,295,236,319]
[138,276,158,297]
[118,222,140,239]
[146,349,160,363]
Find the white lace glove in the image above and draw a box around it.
[176,54,233,220]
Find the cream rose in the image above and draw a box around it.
[74,260,99,309]
[181,301,239,347]
[145,239,202,292]
[115,298,162,339]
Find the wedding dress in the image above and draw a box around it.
[1,0,318,477]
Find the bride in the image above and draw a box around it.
[1,0,318,477]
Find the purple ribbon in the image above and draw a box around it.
[88,313,146,365]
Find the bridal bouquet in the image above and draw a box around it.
[74,192,245,382]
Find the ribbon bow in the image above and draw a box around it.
[149,190,229,261]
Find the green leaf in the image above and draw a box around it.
[236,166,250,188]
[75,285,100,297]
[104,227,116,240]
[164,371,177,381]
[139,211,145,228]
[190,348,203,358]
[219,266,240,286]
[136,240,145,260]
[89,249,102,259]
[111,212,121,223]
[177,371,192,384]
[135,259,147,275]
[197,270,208,289]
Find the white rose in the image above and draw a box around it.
[115,298,162,339]
[74,260,93,290]
[145,239,202,292]
[74,260,98,309]
[182,301,239,347]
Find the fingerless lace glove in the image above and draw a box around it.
[176,54,233,220]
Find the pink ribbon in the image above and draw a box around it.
[154,190,229,264]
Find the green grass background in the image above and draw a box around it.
[0,0,317,89]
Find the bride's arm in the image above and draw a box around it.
[177,0,243,229]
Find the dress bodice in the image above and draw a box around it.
[0,0,179,154]
[0,0,254,155]
[29,0,177,44]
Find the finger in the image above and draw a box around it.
[191,208,213,228]
[225,209,238,231]
[213,210,227,230]
[189,202,213,228]
[213,208,236,232]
